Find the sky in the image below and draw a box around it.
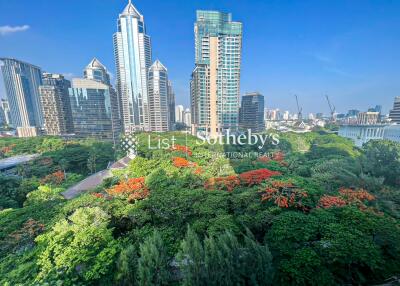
[0,0,399,115]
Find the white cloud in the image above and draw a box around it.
[0,25,30,36]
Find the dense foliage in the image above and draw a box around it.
[1,132,400,285]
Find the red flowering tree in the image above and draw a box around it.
[106,177,149,202]
[318,188,375,209]
[261,180,308,209]
[204,175,241,192]
[257,156,271,163]
[239,169,281,186]
[339,188,375,202]
[170,144,193,156]
[272,151,285,162]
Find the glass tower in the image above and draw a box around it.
[190,11,242,138]
[148,60,169,132]
[239,92,265,132]
[113,0,152,133]
[0,58,43,136]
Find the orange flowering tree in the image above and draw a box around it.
[204,175,241,192]
[170,144,193,156]
[106,177,149,202]
[172,157,197,168]
[239,169,281,186]
[41,170,65,185]
[272,151,285,162]
[261,180,308,209]
[318,188,375,209]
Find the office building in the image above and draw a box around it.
[190,10,242,138]
[148,60,169,132]
[0,58,43,137]
[0,99,11,126]
[167,80,175,130]
[84,58,111,86]
[113,0,152,132]
[239,92,264,132]
[389,97,400,124]
[39,73,74,135]
[69,78,121,142]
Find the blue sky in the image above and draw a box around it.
[0,0,399,115]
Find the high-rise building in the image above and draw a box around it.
[389,97,400,124]
[69,78,121,142]
[148,60,169,132]
[39,73,74,135]
[0,58,43,137]
[167,80,175,130]
[0,99,11,126]
[84,58,111,86]
[184,108,192,127]
[113,0,152,133]
[175,105,184,123]
[190,11,242,138]
[239,92,264,132]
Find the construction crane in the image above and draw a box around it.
[325,95,336,122]
[295,94,303,121]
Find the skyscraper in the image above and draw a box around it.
[148,60,169,132]
[113,0,152,133]
[167,80,176,130]
[69,61,121,142]
[39,73,74,135]
[84,58,111,86]
[184,108,192,127]
[389,97,400,124]
[239,92,264,132]
[0,58,43,137]
[190,11,242,138]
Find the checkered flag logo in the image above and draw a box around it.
[120,132,139,157]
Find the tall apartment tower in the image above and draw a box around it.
[113,0,152,133]
[190,11,243,138]
[39,73,74,135]
[175,105,184,123]
[0,58,43,137]
[239,92,265,132]
[167,80,176,130]
[148,60,169,132]
[389,97,400,124]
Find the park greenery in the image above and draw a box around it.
[0,131,400,285]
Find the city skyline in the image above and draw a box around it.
[0,0,399,115]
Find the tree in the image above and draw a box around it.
[115,245,139,286]
[362,140,400,186]
[137,230,170,286]
[35,207,118,283]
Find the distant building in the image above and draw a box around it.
[316,113,323,120]
[184,108,191,127]
[167,81,175,130]
[239,92,264,132]
[190,10,242,138]
[0,99,11,126]
[148,60,169,132]
[69,78,121,142]
[175,105,184,123]
[347,109,359,118]
[39,73,74,135]
[357,112,379,125]
[0,58,43,137]
[383,125,400,142]
[389,97,400,124]
[113,1,152,132]
[283,111,290,121]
